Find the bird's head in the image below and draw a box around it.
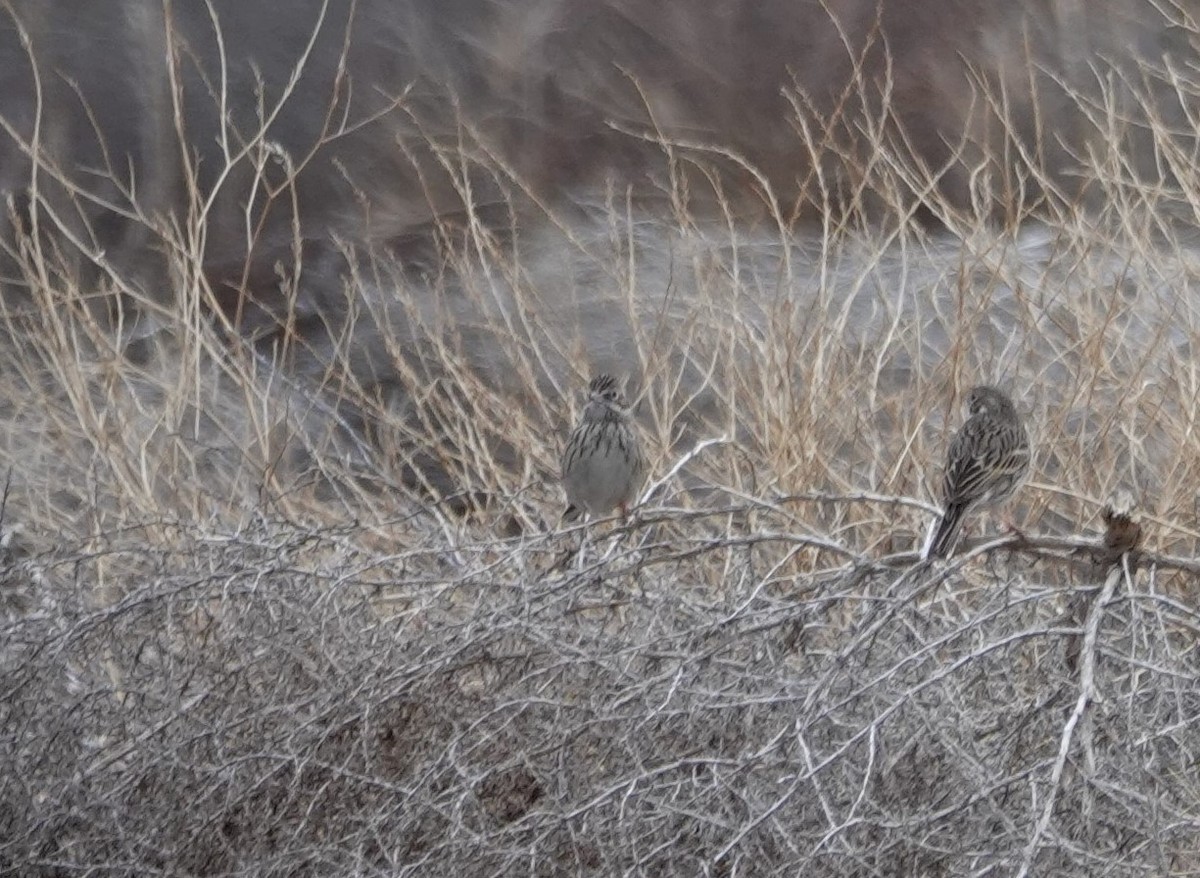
[966,385,1018,421]
[582,373,631,419]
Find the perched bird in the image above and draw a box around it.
[925,385,1030,559]
[561,374,646,521]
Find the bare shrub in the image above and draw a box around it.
[2,516,1197,875]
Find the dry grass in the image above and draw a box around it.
[2,8,1200,876]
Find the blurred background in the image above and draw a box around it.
[1,0,1191,315]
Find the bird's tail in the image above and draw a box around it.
[924,503,967,559]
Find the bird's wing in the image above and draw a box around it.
[942,417,1028,506]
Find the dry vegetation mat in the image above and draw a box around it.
[0,506,1195,875]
